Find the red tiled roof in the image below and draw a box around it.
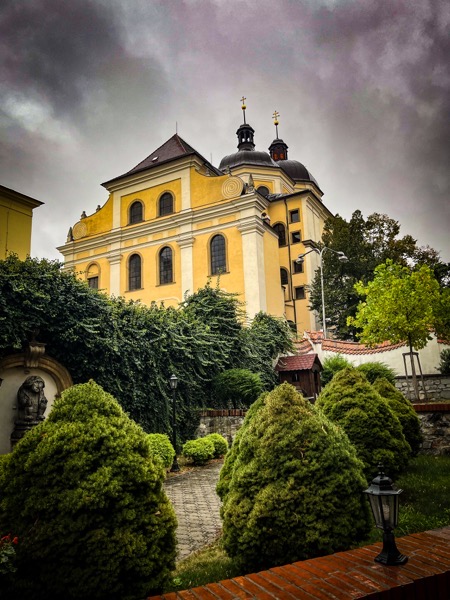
[294,339,314,355]
[321,338,407,355]
[275,354,320,372]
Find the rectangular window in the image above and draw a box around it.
[87,277,99,289]
[289,209,300,223]
[294,286,306,300]
[292,260,303,274]
[291,231,301,244]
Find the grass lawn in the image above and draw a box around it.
[164,454,450,593]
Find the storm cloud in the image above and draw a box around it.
[1,0,449,260]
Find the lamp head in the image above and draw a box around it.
[337,252,348,263]
[169,374,178,390]
[296,255,305,264]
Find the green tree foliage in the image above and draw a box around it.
[348,261,441,354]
[211,369,263,408]
[320,354,353,386]
[182,438,215,465]
[356,362,396,384]
[316,369,411,478]
[439,349,450,375]
[308,211,443,339]
[372,378,422,456]
[0,381,177,600]
[218,383,371,571]
[204,433,228,458]
[0,256,292,440]
[147,434,175,470]
[216,392,268,500]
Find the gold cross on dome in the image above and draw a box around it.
[241,96,247,123]
[273,110,280,125]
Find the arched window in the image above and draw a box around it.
[210,234,226,275]
[273,223,286,247]
[159,246,173,284]
[129,201,143,224]
[257,185,270,198]
[159,192,174,216]
[280,268,289,286]
[129,254,142,290]
[87,263,100,289]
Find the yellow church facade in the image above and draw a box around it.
[58,109,333,334]
[0,185,43,260]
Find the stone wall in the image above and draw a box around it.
[196,409,246,444]
[414,403,450,456]
[395,375,450,402]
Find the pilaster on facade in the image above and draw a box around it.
[237,216,267,317]
[177,233,195,297]
[107,250,123,296]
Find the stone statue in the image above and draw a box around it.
[17,376,48,422]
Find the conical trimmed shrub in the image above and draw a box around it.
[219,383,371,571]
[0,381,177,600]
[372,377,422,456]
[316,368,411,477]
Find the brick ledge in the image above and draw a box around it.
[149,526,450,599]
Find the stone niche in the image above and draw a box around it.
[0,341,72,454]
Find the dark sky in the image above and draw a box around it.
[1,0,449,260]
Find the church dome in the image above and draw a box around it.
[278,159,319,187]
[219,150,278,171]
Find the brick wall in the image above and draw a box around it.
[414,403,450,455]
[149,526,450,599]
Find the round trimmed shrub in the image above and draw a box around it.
[372,377,422,456]
[182,438,215,465]
[147,433,175,469]
[211,369,263,408]
[204,433,228,458]
[316,368,411,478]
[0,381,177,600]
[320,354,353,387]
[219,383,371,571]
[357,362,396,384]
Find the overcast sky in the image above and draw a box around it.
[1,0,449,261]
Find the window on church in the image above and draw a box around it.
[257,185,270,198]
[129,254,142,290]
[294,286,306,300]
[289,209,300,223]
[159,193,174,216]
[280,268,289,286]
[129,201,143,224]
[86,263,100,289]
[210,234,226,275]
[273,223,286,247]
[291,231,301,244]
[293,260,303,274]
[159,246,173,284]
[88,276,99,289]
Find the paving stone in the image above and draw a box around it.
[164,460,223,562]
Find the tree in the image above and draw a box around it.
[308,211,442,339]
[348,260,442,398]
[218,383,371,571]
[211,369,263,409]
[0,256,293,440]
[0,381,177,600]
[316,369,411,478]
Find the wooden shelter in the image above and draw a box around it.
[275,354,322,401]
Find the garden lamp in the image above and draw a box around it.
[169,374,180,472]
[364,464,408,565]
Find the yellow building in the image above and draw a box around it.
[58,106,333,334]
[0,185,43,260]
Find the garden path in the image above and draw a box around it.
[164,460,223,561]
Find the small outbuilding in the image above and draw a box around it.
[275,353,322,401]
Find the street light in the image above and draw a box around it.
[296,246,348,339]
[364,465,408,566]
[169,374,180,472]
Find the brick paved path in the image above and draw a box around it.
[164,460,223,561]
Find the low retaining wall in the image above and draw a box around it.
[196,410,246,444]
[149,526,450,599]
[395,375,450,402]
[414,403,450,455]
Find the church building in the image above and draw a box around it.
[58,101,333,333]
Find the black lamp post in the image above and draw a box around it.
[169,374,180,472]
[364,465,408,565]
